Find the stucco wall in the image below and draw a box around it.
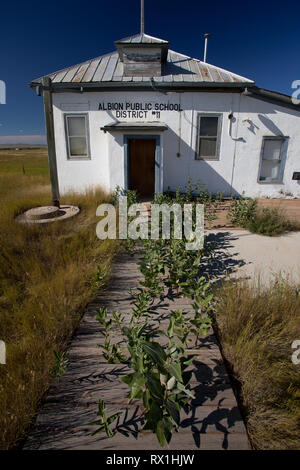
[52,90,300,198]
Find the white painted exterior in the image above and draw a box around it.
[52,90,300,198]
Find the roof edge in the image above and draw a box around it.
[114,40,170,46]
[244,86,300,112]
[30,80,253,91]
[115,32,169,44]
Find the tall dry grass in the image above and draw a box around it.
[0,150,119,449]
[214,279,300,449]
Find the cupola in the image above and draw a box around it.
[115,33,169,77]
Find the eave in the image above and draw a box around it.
[243,86,300,112]
[30,80,253,93]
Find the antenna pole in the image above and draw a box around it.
[141,0,145,34]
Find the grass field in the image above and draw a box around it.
[0,148,49,175]
[214,279,300,450]
[0,148,119,449]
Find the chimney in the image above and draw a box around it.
[203,33,210,63]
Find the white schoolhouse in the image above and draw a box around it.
[30,26,300,203]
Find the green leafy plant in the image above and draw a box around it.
[111,310,124,329]
[189,277,213,344]
[168,310,190,346]
[130,288,152,321]
[95,265,105,283]
[111,185,122,206]
[95,306,126,363]
[125,237,137,256]
[227,194,257,227]
[246,207,296,236]
[51,351,69,378]
[112,186,139,207]
[90,265,107,290]
[227,195,299,236]
[153,180,223,229]
[89,400,122,437]
[120,331,195,447]
[138,240,165,297]
[202,191,223,228]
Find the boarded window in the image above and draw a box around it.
[196,114,222,160]
[259,137,286,182]
[65,114,89,158]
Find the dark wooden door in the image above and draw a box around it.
[129,139,155,197]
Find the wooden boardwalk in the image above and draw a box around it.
[24,252,250,450]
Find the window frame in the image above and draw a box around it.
[64,113,91,160]
[195,112,223,161]
[257,136,288,184]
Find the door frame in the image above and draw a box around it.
[124,134,162,195]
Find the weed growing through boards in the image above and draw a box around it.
[90,185,216,447]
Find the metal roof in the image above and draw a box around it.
[31,33,254,87]
[115,33,169,44]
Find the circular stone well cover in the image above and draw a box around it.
[16,205,80,224]
[26,206,60,221]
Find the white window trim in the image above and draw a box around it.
[195,113,223,161]
[257,136,288,184]
[64,113,91,160]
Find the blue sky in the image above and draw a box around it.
[1,0,300,142]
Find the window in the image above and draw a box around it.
[258,137,287,182]
[65,114,90,159]
[196,113,222,160]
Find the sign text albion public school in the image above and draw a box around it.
[98,101,182,119]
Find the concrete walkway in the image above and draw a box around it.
[206,230,300,285]
[24,252,250,450]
